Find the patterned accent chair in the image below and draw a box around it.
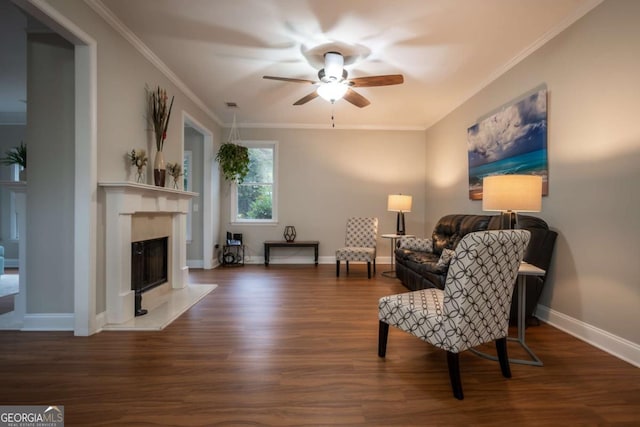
[336,217,378,279]
[378,230,531,399]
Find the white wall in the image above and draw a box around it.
[219,127,426,264]
[424,0,640,347]
[26,32,75,313]
[37,0,222,318]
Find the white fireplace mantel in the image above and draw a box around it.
[99,181,197,325]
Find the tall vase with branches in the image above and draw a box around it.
[149,85,174,186]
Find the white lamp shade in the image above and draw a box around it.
[388,194,412,212]
[482,175,542,212]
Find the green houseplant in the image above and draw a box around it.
[1,141,27,180]
[216,142,250,183]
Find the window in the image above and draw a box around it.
[10,191,19,240]
[183,151,192,242]
[11,163,21,182]
[231,141,277,224]
[10,164,21,240]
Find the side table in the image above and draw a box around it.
[470,261,546,366]
[222,244,245,267]
[381,234,414,278]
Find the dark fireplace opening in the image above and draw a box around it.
[131,237,168,316]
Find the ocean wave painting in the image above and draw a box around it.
[467,88,549,200]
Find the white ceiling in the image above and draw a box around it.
[4,0,602,129]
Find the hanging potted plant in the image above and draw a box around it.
[0,141,27,181]
[216,116,250,183]
[216,142,249,183]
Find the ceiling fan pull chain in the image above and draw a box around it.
[331,105,335,128]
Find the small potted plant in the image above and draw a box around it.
[0,141,27,181]
[128,149,148,183]
[166,162,183,189]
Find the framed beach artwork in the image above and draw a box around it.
[467,87,548,200]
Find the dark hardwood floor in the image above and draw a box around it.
[0,264,638,426]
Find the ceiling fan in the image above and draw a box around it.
[263,51,404,108]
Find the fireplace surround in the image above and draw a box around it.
[100,182,196,325]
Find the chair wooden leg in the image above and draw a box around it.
[346,261,350,273]
[496,337,512,378]
[374,260,376,273]
[367,262,371,279]
[378,321,389,357]
[336,260,340,277]
[447,351,464,400]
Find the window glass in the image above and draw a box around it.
[232,141,277,223]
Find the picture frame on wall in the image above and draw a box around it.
[467,86,549,200]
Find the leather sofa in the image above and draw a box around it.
[395,214,557,323]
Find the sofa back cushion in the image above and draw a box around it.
[398,236,433,252]
[432,214,492,255]
[487,214,549,231]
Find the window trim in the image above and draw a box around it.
[230,140,278,225]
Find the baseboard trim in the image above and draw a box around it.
[94,311,106,333]
[22,313,75,331]
[187,259,204,269]
[536,305,640,368]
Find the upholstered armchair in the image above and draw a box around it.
[378,229,531,399]
[336,217,378,279]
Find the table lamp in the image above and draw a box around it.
[482,175,542,229]
[388,194,412,235]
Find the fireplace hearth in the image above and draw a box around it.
[131,237,168,316]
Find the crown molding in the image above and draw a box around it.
[84,0,223,127]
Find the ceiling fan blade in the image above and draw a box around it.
[343,88,370,108]
[293,90,319,105]
[263,76,316,84]
[348,74,404,87]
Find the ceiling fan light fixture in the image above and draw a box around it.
[324,51,344,80]
[317,82,349,103]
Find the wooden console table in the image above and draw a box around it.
[264,240,319,266]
